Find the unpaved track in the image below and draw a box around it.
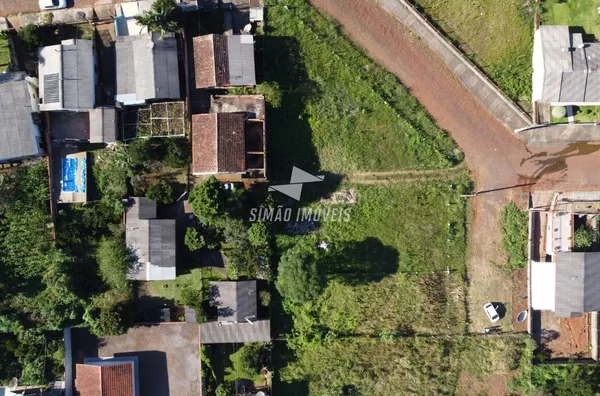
[308,0,600,354]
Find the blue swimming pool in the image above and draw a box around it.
[61,157,86,193]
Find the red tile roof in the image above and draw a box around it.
[193,35,230,88]
[192,113,246,174]
[76,362,135,396]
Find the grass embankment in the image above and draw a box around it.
[264,0,461,177]
[412,0,533,106]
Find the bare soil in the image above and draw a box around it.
[308,0,600,335]
[541,311,591,359]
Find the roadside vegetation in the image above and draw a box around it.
[500,202,529,269]
[412,0,534,106]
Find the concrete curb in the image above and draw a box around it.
[375,0,534,132]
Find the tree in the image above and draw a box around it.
[189,177,224,222]
[238,343,268,375]
[83,305,126,337]
[248,221,270,247]
[164,138,190,168]
[135,0,181,38]
[17,24,40,53]
[276,248,323,304]
[128,138,155,169]
[97,235,132,290]
[185,227,205,251]
[146,181,174,204]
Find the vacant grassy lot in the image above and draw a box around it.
[542,0,600,36]
[264,0,461,178]
[413,0,533,104]
[0,35,10,72]
[281,335,535,395]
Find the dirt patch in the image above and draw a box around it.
[541,311,591,359]
[456,370,517,396]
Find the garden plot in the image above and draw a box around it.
[122,101,186,140]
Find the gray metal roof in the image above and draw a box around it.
[226,35,256,86]
[555,252,600,317]
[89,107,117,143]
[209,281,257,322]
[115,33,180,105]
[38,39,95,111]
[126,197,176,281]
[537,26,600,104]
[200,320,271,344]
[0,72,43,162]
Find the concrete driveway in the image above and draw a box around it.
[0,0,124,17]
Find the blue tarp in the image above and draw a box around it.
[61,157,86,193]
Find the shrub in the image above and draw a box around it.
[215,382,234,396]
[97,235,132,290]
[276,247,323,304]
[238,343,269,375]
[259,290,271,307]
[248,221,270,247]
[185,227,205,251]
[189,176,224,222]
[163,138,190,168]
[146,182,173,204]
[83,304,126,337]
[500,202,528,270]
[180,287,207,323]
[574,225,597,251]
[18,24,40,53]
[128,139,154,168]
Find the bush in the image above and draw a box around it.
[185,227,205,251]
[146,182,173,204]
[97,235,132,290]
[259,290,271,307]
[248,221,270,247]
[574,225,597,251]
[163,138,190,168]
[238,343,269,375]
[500,202,528,270]
[276,247,323,304]
[180,287,207,323]
[215,382,234,396]
[83,305,126,337]
[18,24,40,53]
[128,139,155,169]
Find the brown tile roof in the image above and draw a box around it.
[76,362,135,396]
[192,113,245,174]
[217,113,246,172]
[193,35,230,89]
[192,114,218,174]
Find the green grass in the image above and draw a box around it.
[542,0,600,37]
[0,35,10,72]
[146,268,225,303]
[413,0,533,104]
[280,335,535,395]
[224,347,264,384]
[550,105,600,124]
[264,0,461,178]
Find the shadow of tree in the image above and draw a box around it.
[318,237,399,285]
[261,36,322,181]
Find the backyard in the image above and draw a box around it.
[412,0,534,106]
[551,105,600,124]
[542,0,600,36]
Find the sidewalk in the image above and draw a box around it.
[518,124,600,146]
[375,0,533,133]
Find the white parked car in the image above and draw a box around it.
[483,303,500,323]
[39,0,67,10]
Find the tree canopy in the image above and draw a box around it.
[276,247,323,304]
[135,0,181,38]
[189,176,224,223]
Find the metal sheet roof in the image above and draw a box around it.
[200,320,271,344]
[209,281,257,322]
[226,35,256,86]
[89,107,117,143]
[555,252,600,317]
[0,72,43,162]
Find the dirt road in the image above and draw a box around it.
[307,1,600,385]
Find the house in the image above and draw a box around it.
[192,95,266,179]
[200,280,271,344]
[532,25,600,105]
[75,357,139,396]
[39,39,96,111]
[531,252,600,317]
[115,33,180,106]
[0,72,44,163]
[125,197,176,281]
[89,107,118,143]
[193,34,256,89]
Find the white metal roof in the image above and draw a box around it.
[531,261,556,311]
